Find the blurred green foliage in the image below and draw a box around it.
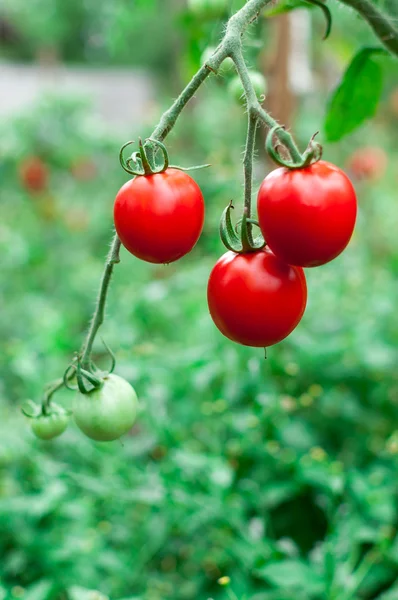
[0,1,398,600]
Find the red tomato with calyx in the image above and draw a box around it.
[257,161,357,268]
[19,156,49,193]
[207,249,307,347]
[114,168,205,264]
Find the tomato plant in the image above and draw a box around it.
[73,374,138,442]
[30,405,70,440]
[257,161,357,268]
[207,249,307,347]
[114,168,205,264]
[19,156,49,194]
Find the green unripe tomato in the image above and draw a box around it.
[228,72,267,104]
[74,374,138,442]
[31,404,69,440]
[200,47,235,75]
[188,0,228,20]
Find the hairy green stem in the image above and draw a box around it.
[78,0,300,370]
[42,0,305,406]
[338,0,398,57]
[231,49,302,162]
[243,114,258,243]
[42,379,64,414]
[80,234,121,369]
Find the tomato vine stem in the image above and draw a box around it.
[243,114,258,245]
[40,0,306,409]
[80,234,121,370]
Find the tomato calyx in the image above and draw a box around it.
[21,399,71,420]
[63,338,116,395]
[266,126,323,170]
[220,201,265,253]
[119,137,210,177]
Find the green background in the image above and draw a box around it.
[0,1,397,598]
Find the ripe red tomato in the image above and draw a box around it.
[19,156,49,193]
[207,249,307,347]
[114,169,205,264]
[257,161,357,267]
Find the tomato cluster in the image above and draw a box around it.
[208,161,357,348]
[113,147,356,351]
[27,150,357,444]
[29,375,138,443]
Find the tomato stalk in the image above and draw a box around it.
[37,0,308,411]
[80,234,121,371]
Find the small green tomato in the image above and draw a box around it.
[31,404,70,440]
[74,374,138,442]
[228,72,267,104]
[188,0,228,20]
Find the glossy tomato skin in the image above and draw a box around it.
[74,374,138,442]
[207,249,307,347]
[114,168,205,264]
[257,161,357,267]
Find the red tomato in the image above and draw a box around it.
[257,161,357,267]
[346,147,387,181]
[207,249,307,347]
[19,156,49,193]
[114,168,205,264]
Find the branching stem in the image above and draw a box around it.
[80,234,121,369]
[42,0,305,406]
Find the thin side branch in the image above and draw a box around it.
[80,234,121,368]
[231,49,302,162]
[43,0,305,407]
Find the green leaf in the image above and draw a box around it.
[324,47,386,142]
[255,560,323,593]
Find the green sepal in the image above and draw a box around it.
[119,137,208,177]
[219,202,265,254]
[21,400,41,419]
[76,359,103,395]
[220,202,242,252]
[100,337,116,374]
[169,163,211,172]
[304,0,332,40]
[240,208,265,252]
[266,125,323,169]
[63,363,78,391]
